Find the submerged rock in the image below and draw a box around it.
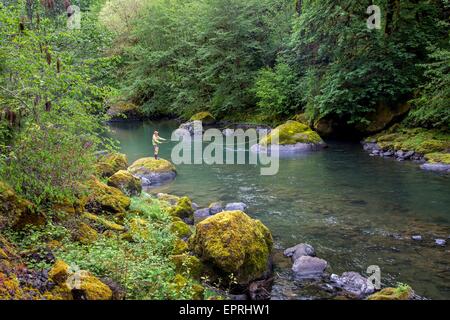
[283,243,316,262]
[330,272,375,298]
[251,121,326,154]
[225,202,248,212]
[291,256,328,279]
[420,163,450,173]
[128,157,177,186]
[189,210,273,285]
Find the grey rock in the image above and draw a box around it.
[292,256,328,279]
[137,171,176,186]
[330,272,375,297]
[420,163,450,173]
[382,151,394,157]
[283,243,316,262]
[191,202,200,211]
[194,208,211,224]
[209,202,224,215]
[411,235,422,241]
[225,202,248,212]
[435,239,446,246]
[251,142,327,155]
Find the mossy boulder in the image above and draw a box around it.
[171,219,193,239]
[127,217,150,240]
[107,101,143,120]
[82,212,126,232]
[85,177,131,214]
[0,181,45,230]
[108,170,142,196]
[291,113,310,125]
[189,210,273,285]
[96,153,128,178]
[128,157,177,186]
[171,254,204,279]
[367,284,415,300]
[48,260,113,300]
[74,222,99,244]
[190,112,216,125]
[360,102,411,134]
[157,193,180,206]
[252,121,325,154]
[173,239,189,255]
[168,196,194,220]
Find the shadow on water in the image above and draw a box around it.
[108,120,450,299]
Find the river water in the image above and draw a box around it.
[108,120,450,300]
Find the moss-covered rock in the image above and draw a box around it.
[190,112,216,125]
[168,196,194,220]
[82,212,126,232]
[173,239,189,255]
[127,217,150,240]
[189,210,273,285]
[171,254,204,279]
[361,102,411,134]
[291,113,310,125]
[85,177,131,214]
[107,101,143,120]
[74,222,99,244]
[171,219,192,239]
[128,157,177,186]
[425,152,450,164]
[96,152,128,178]
[108,170,142,196]
[48,260,112,300]
[157,193,181,206]
[367,284,415,300]
[0,181,45,230]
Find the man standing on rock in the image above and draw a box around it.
[152,130,166,160]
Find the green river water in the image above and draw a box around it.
[108,120,450,300]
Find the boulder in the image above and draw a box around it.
[209,202,224,215]
[283,243,315,262]
[359,102,410,135]
[171,254,204,279]
[82,212,126,232]
[251,121,326,154]
[171,219,192,239]
[0,181,45,230]
[367,284,415,300]
[107,170,142,196]
[128,157,177,186]
[189,210,273,285]
[420,163,450,173]
[156,193,180,206]
[194,208,211,224]
[85,177,130,214]
[330,272,375,298]
[190,112,216,125]
[48,260,113,300]
[95,152,128,178]
[107,101,143,121]
[74,222,98,244]
[168,196,194,220]
[225,202,248,212]
[291,256,328,279]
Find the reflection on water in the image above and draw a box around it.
[108,120,450,299]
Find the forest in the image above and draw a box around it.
[0,0,449,302]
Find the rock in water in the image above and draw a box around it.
[209,202,224,215]
[435,239,446,246]
[193,208,211,224]
[225,202,248,212]
[291,256,328,279]
[420,163,450,173]
[128,157,177,186]
[283,243,316,262]
[107,170,142,196]
[251,120,326,155]
[189,210,273,285]
[330,272,375,298]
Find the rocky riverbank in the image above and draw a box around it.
[362,126,450,173]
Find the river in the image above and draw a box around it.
[108,120,450,300]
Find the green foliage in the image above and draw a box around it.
[122,0,294,118]
[0,1,119,206]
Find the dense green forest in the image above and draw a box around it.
[0,0,449,301]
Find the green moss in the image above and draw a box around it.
[173,239,189,254]
[171,254,204,279]
[0,181,45,230]
[368,284,414,300]
[190,112,215,124]
[425,152,450,164]
[75,222,99,244]
[82,212,126,232]
[127,217,150,240]
[96,153,128,178]
[189,210,273,284]
[168,196,194,219]
[170,220,192,239]
[85,177,131,214]
[107,170,142,196]
[291,113,309,125]
[260,120,323,146]
[77,271,113,300]
[128,157,176,175]
[369,127,450,155]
